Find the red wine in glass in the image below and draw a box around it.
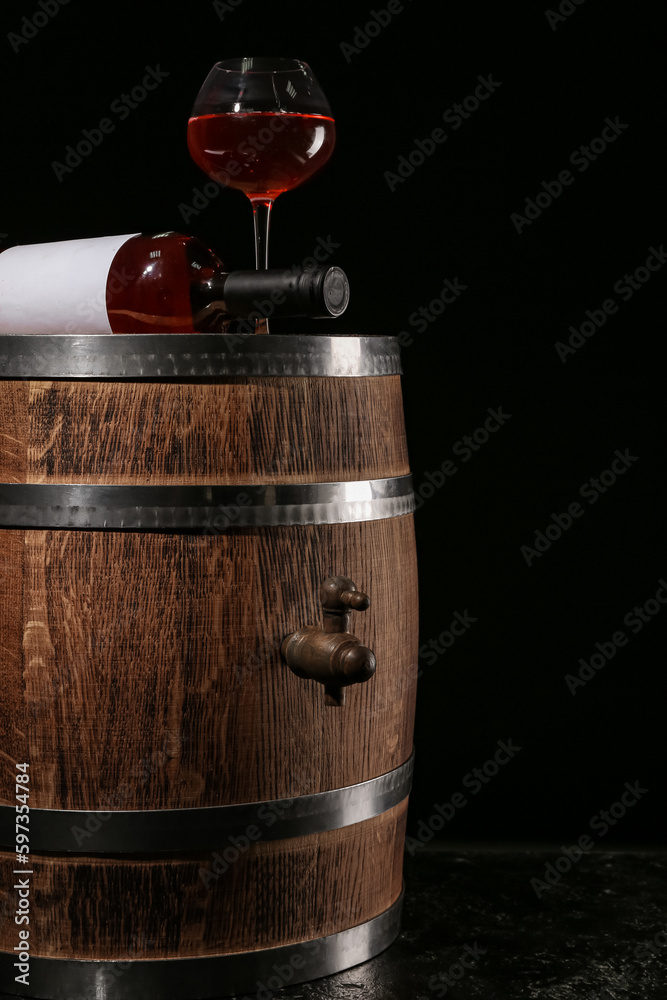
[187,111,336,200]
[188,58,336,333]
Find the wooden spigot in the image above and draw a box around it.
[281,576,376,706]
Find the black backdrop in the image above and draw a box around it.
[0,1,664,845]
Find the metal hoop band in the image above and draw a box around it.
[0,476,414,531]
[0,753,413,854]
[0,334,402,379]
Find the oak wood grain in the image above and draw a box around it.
[0,382,28,794]
[13,377,409,484]
[3,517,417,810]
[0,800,407,959]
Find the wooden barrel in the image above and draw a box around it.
[0,334,418,999]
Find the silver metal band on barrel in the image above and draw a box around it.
[0,334,402,379]
[0,753,413,853]
[0,888,403,1000]
[0,475,414,530]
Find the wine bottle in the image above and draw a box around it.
[0,231,349,334]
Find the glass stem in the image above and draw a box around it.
[251,198,273,334]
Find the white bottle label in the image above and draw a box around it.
[0,234,139,334]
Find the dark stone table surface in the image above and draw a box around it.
[275,845,667,1000]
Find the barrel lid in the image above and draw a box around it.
[0,334,402,379]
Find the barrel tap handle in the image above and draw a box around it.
[281,576,376,707]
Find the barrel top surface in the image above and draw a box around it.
[0,334,403,379]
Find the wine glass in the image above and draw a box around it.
[188,57,336,333]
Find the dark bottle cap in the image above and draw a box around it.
[308,266,350,317]
[222,266,350,320]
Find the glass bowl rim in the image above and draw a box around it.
[210,57,311,74]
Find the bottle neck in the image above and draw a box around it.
[190,269,234,332]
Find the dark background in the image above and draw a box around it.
[0,1,664,845]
